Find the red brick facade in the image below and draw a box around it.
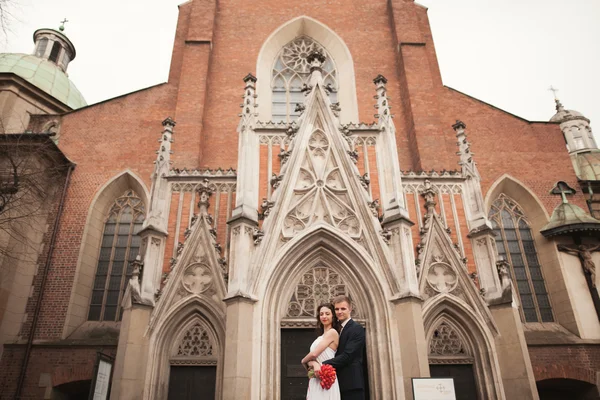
[0,0,598,398]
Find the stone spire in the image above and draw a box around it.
[453,120,488,230]
[144,117,175,234]
[133,118,175,305]
[238,73,258,129]
[372,75,409,223]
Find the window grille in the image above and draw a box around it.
[271,36,338,123]
[35,38,48,58]
[88,190,145,321]
[489,195,553,323]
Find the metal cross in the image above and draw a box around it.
[59,18,69,31]
[548,85,559,100]
[550,181,576,204]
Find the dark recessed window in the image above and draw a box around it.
[88,190,145,322]
[489,195,553,323]
[48,42,61,63]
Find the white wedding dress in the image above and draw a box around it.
[306,336,341,400]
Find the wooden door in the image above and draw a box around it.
[167,366,217,400]
[281,329,315,399]
[430,364,478,400]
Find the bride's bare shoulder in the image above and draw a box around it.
[325,328,339,338]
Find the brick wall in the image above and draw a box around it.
[529,345,600,384]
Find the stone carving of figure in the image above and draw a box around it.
[558,244,600,287]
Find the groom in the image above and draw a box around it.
[313,295,366,400]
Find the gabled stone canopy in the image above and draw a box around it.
[417,180,498,335]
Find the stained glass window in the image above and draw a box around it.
[88,190,145,321]
[271,36,338,123]
[489,195,553,323]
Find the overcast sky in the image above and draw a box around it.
[1,0,598,135]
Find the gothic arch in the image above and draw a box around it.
[145,295,225,400]
[256,16,359,123]
[484,175,581,334]
[484,174,549,223]
[63,170,150,337]
[257,225,399,398]
[423,295,505,400]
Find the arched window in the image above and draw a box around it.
[271,36,338,123]
[88,190,145,321]
[489,195,553,323]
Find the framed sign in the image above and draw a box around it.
[89,353,114,400]
[412,377,456,400]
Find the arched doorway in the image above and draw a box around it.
[167,320,218,400]
[52,380,92,399]
[428,321,478,400]
[537,378,600,400]
[279,264,368,399]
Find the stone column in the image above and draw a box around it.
[391,296,430,399]
[489,302,539,400]
[110,302,153,400]
[222,295,257,400]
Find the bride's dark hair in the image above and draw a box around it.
[315,302,340,335]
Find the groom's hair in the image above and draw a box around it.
[332,295,352,306]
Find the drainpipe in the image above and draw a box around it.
[14,162,74,399]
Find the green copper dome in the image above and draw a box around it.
[0,53,86,109]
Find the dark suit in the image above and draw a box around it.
[323,319,365,400]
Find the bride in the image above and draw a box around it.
[301,303,341,400]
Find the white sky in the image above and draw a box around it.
[1,0,599,135]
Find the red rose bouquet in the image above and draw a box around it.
[319,364,336,389]
[307,364,337,390]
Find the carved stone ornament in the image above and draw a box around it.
[426,262,458,293]
[177,323,214,357]
[286,266,355,318]
[429,322,467,356]
[283,128,361,239]
[182,264,213,295]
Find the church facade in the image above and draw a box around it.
[1,1,600,399]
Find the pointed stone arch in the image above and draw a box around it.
[257,225,399,398]
[423,295,505,400]
[256,16,359,123]
[145,295,225,400]
[484,175,584,334]
[63,170,150,338]
[484,174,549,223]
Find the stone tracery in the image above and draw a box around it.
[177,322,214,357]
[283,129,361,239]
[286,266,352,318]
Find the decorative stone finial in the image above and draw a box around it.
[452,120,466,131]
[162,116,176,128]
[243,73,257,83]
[373,74,388,86]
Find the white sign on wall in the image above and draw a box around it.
[412,378,456,400]
[91,357,113,400]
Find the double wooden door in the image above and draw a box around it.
[281,328,370,399]
[430,364,478,400]
[167,366,216,400]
